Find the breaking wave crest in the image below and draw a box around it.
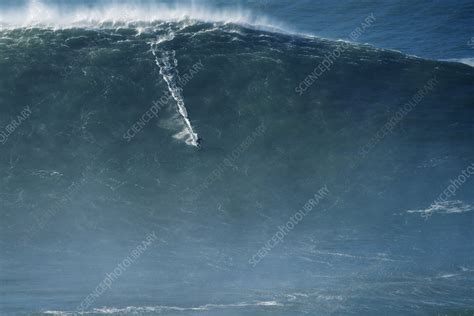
[0,0,282,32]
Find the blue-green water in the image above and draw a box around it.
[1,0,474,61]
[0,1,473,315]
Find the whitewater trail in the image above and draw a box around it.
[151,32,200,148]
[43,301,282,315]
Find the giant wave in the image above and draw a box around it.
[1,1,474,315]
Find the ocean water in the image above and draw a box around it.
[1,0,474,61]
[0,1,473,315]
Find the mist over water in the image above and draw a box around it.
[0,0,277,30]
[2,0,473,60]
[0,1,474,315]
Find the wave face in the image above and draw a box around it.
[1,17,474,316]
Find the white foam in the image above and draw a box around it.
[43,301,282,314]
[0,0,282,31]
[406,200,474,218]
[256,301,282,306]
[437,273,458,278]
[151,34,200,147]
[460,266,474,272]
[313,250,402,262]
[442,58,474,68]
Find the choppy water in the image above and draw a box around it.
[1,0,474,61]
[0,1,473,316]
